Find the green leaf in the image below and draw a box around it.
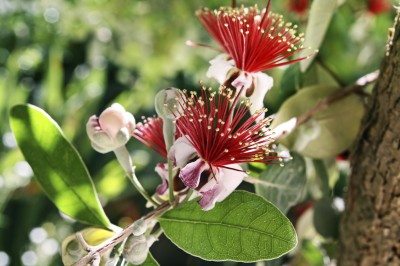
[313,198,340,239]
[255,153,307,213]
[159,191,297,262]
[300,0,338,72]
[9,104,111,228]
[280,64,301,95]
[271,85,365,159]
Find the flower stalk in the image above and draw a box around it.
[163,118,176,204]
[114,146,159,207]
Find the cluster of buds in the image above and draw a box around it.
[123,219,157,265]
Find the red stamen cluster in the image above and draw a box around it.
[197,1,308,73]
[133,117,168,158]
[173,86,279,168]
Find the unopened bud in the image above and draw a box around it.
[61,235,87,266]
[155,88,182,119]
[132,218,147,236]
[86,103,135,153]
[123,234,149,265]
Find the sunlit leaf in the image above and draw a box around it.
[10,104,111,228]
[159,191,297,262]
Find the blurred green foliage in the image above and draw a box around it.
[0,0,396,265]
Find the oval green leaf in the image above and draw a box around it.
[9,104,111,228]
[300,0,338,72]
[271,85,364,159]
[255,153,307,213]
[159,191,297,262]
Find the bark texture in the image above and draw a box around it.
[339,11,400,266]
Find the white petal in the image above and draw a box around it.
[199,164,245,210]
[168,136,197,168]
[271,117,298,140]
[232,71,253,91]
[99,103,134,138]
[206,54,235,84]
[248,72,273,115]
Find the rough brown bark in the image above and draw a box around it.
[339,10,400,266]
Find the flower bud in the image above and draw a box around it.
[61,235,88,266]
[86,103,135,153]
[132,218,147,236]
[123,234,149,265]
[154,88,182,119]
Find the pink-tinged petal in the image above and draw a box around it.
[169,136,197,168]
[179,158,209,189]
[99,103,135,138]
[206,54,235,84]
[155,163,169,195]
[199,164,245,210]
[232,71,253,91]
[248,72,273,116]
[198,186,222,211]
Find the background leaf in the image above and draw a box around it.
[313,198,340,239]
[255,153,307,213]
[300,0,338,72]
[9,104,111,228]
[271,85,365,158]
[159,191,297,262]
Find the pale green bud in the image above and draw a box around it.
[123,234,149,265]
[154,88,182,119]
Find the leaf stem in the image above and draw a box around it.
[162,118,176,204]
[182,189,194,203]
[316,56,346,87]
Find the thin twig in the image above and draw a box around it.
[74,202,170,266]
[316,56,346,87]
[295,71,378,129]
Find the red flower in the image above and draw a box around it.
[368,0,391,14]
[133,117,168,158]
[167,86,281,210]
[172,87,279,169]
[288,0,309,14]
[196,0,307,73]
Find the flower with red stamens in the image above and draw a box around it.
[368,0,391,14]
[168,86,281,210]
[196,0,310,117]
[197,1,306,72]
[133,116,185,196]
[133,117,168,158]
[288,0,309,15]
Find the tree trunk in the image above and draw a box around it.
[339,11,400,266]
